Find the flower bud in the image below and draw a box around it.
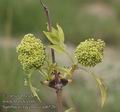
[75,38,105,67]
[16,34,46,72]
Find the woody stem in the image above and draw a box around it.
[40,0,55,63]
[40,1,62,112]
[56,89,62,112]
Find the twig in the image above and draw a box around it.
[40,1,62,112]
[40,0,55,63]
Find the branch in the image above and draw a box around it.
[40,1,62,112]
[40,0,55,63]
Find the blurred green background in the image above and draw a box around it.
[0,0,120,112]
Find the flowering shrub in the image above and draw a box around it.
[16,1,107,112]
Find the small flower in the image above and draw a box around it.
[75,38,105,67]
[16,34,46,72]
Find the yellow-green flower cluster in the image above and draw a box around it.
[75,38,105,67]
[16,34,46,72]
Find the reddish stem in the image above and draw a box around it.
[56,89,62,112]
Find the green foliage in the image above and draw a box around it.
[90,72,107,107]
[0,46,119,111]
[16,23,107,108]
[44,24,74,63]
[27,76,41,102]
[15,2,108,107]
[44,24,64,44]
[43,24,65,53]
[77,66,107,107]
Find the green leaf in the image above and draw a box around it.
[52,27,58,36]
[43,31,60,44]
[49,44,74,63]
[57,24,64,42]
[65,108,76,112]
[57,67,71,78]
[28,78,41,102]
[39,69,51,80]
[57,67,70,74]
[57,65,77,78]
[30,85,41,101]
[49,45,66,53]
[91,73,107,107]
[77,67,107,107]
[43,24,65,44]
